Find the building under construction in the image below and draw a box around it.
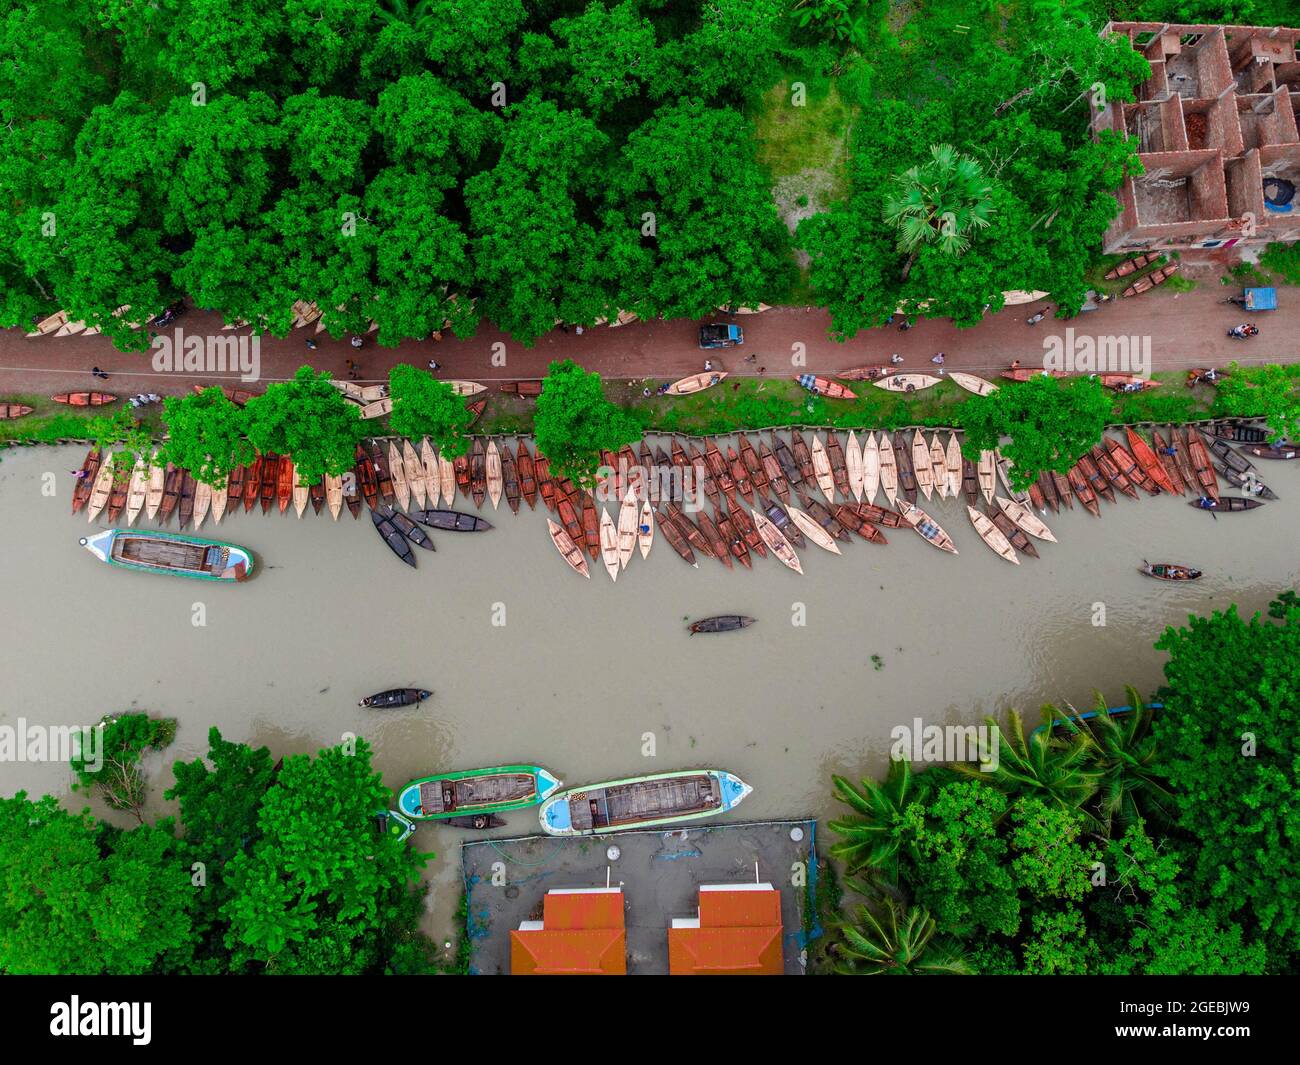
[1093,22,1300,254]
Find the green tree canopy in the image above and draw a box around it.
[387,362,474,457]
[533,359,641,485]
[242,366,363,481]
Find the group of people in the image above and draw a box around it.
[127,393,161,407]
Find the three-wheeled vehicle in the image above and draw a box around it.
[698,322,743,349]
[1223,286,1277,311]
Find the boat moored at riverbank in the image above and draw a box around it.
[539,769,751,836]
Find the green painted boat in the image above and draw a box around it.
[397,765,561,821]
[80,528,253,581]
[540,769,752,836]
[375,809,416,844]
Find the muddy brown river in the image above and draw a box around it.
[2,440,1297,944]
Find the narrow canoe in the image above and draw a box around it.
[125,454,148,526]
[1125,427,1176,494]
[403,440,426,510]
[277,454,294,513]
[1213,463,1276,498]
[929,435,948,499]
[739,434,767,499]
[501,446,520,514]
[1077,452,1115,504]
[1240,443,1299,460]
[80,529,253,581]
[786,503,841,554]
[1051,470,1074,510]
[547,519,589,578]
[878,434,898,507]
[1213,423,1270,444]
[759,440,790,505]
[791,431,815,485]
[439,451,457,507]
[836,364,892,381]
[898,502,958,554]
[359,688,431,709]
[516,440,537,509]
[665,503,713,561]
[855,502,902,528]
[444,381,486,397]
[581,493,600,560]
[417,439,440,507]
[372,508,416,567]
[690,616,755,634]
[557,496,583,546]
[945,434,963,499]
[961,457,978,505]
[617,490,638,569]
[862,432,880,505]
[1201,432,1254,476]
[310,477,325,516]
[811,436,835,500]
[326,473,343,520]
[72,448,102,515]
[292,464,310,518]
[728,446,755,506]
[689,443,716,509]
[536,454,556,511]
[1173,429,1196,493]
[355,446,377,510]
[387,507,434,550]
[359,397,393,420]
[752,509,803,574]
[697,509,732,568]
[911,430,934,501]
[470,439,486,508]
[797,374,857,400]
[655,507,698,567]
[162,464,182,523]
[1140,561,1201,581]
[210,472,228,524]
[997,496,1057,542]
[1185,433,1219,502]
[539,770,751,836]
[729,502,768,557]
[875,374,941,392]
[967,506,1018,564]
[638,500,654,558]
[412,509,493,531]
[894,434,917,503]
[53,391,116,406]
[977,450,996,505]
[86,454,115,523]
[987,504,1038,558]
[716,514,751,569]
[398,766,561,821]
[485,440,503,509]
[1189,495,1262,513]
[1109,438,1158,495]
[387,441,410,510]
[500,380,544,397]
[599,508,620,581]
[343,467,361,519]
[949,372,998,397]
[996,452,1033,506]
[827,433,850,501]
[1036,471,1059,512]
[773,433,802,488]
[666,371,727,395]
[1090,445,1137,500]
[193,477,212,529]
[243,455,263,513]
[834,504,887,544]
[845,432,863,502]
[0,404,34,419]
[1068,464,1101,517]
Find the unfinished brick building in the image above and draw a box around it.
[1093,22,1300,254]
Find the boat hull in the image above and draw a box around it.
[539,769,751,836]
[80,529,254,581]
[398,765,562,821]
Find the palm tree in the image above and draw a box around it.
[952,708,1102,827]
[832,889,974,975]
[374,0,437,30]
[829,758,925,880]
[1049,688,1174,832]
[882,143,993,278]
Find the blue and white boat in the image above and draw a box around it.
[539,769,752,836]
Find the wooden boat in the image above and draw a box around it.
[791,431,815,486]
[862,432,880,505]
[639,442,655,496]
[810,435,835,500]
[1214,464,1276,499]
[1099,373,1160,392]
[929,435,948,499]
[107,461,129,524]
[193,476,213,528]
[945,434,962,499]
[967,506,1018,564]
[1212,422,1269,444]
[193,383,257,405]
[716,513,751,569]
[359,688,432,709]
[501,446,520,514]
[948,372,998,397]
[557,496,583,548]
[764,501,804,548]
[654,507,698,567]
[81,529,253,581]
[343,467,361,519]
[52,391,116,406]
[616,490,638,569]
[1026,478,1046,512]
[844,432,864,502]
[72,448,102,515]
[539,769,751,836]
[292,465,310,519]
[1189,496,1262,513]
[1068,465,1101,517]
[1104,252,1158,280]
[86,454,115,523]
[354,446,377,510]
[1121,262,1177,297]
[398,766,561,821]
[123,454,147,526]
[359,396,393,419]
[987,504,1038,558]
[797,374,857,400]
[729,503,767,557]
[826,433,849,501]
[663,503,712,561]
[162,463,182,523]
[836,364,892,381]
[243,454,263,513]
[1241,443,1299,460]
[795,493,843,546]
[413,508,492,532]
[855,502,902,528]
[753,509,803,573]
[1201,432,1254,476]
[516,440,537,509]
[670,438,689,476]
[910,430,935,500]
[272,454,291,514]
[759,440,790,505]
[1140,561,1201,582]
[728,446,755,506]
[454,452,471,503]
[875,374,940,392]
[581,493,600,560]
[997,496,1057,542]
[995,452,1032,506]
[713,445,736,505]
[439,451,456,507]
[894,433,918,503]
[500,380,544,397]
[878,433,897,507]
[977,449,996,505]
[1173,429,1196,493]
[1051,469,1073,510]
[786,503,841,555]
[739,434,767,499]
[387,441,410,510]
[897,502,957,554]
[666,371,727,395]
[444,380,486,397]
[371,508,416,567]
[1036,471,1059,512]
[1090,445,1137,500]
[444,814,507,830]
[772,432,802,488]
[403,440,427,510]
[1185,433,1219,502]
[689,616,756,634]
[256,452,277,514]
[308,475,325,516]
[1150,429,1185,494]
[833,504,887,544]
[599,508,620,581]
[464,396,487,427]
[1107,439,1157,495]
[470,438,486,508]
[961,457,978,505]
[0,404,34,419]
[1077,452,1115,504]
[684,443,713,510]
[325,473,343,520]
[638,500,654,559]
[1001,367,1068,382]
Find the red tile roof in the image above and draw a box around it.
[510,890,627,976]
[668,888,784,975]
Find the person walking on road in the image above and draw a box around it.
[91,366,109,380]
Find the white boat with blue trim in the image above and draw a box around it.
[80,528,254,581]
[539,769,752,836]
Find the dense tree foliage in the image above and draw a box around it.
[533,359,641,485]
[387,363,474,457]
[1212,364,1300,443]
[242,366,363,481]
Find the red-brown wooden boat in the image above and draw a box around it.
[1125,427,1175,494]
[655,507,698,567]
[516,440,537,509]
[854,502,903,528]
[107,462,129,524]
[1150,429,1185,494]
[501,446,520,514]
[71,448,102,513]
[536,453,556,512]
[1107,439,1157,495]
[470,438,486,508]
[834,504,887,544]
[277,454,294,513]
[581,493,600,560]
[355,445,377,510]
[826,433,850,501]
[791,431,815,485]
[1090,445,1137,500]
[727,446,754,506]
[52,391,116,406]
[759,440,789,504]
[1068,465,1101,517]
[161,463,181,523]
[1076,452,1114,504]
[987,503,1038,558]
[178,471,196,527]
[695,508,732,568]
[557,496,583,547]
[1185,432,1219,502]
[243,455,263,512]
[1051,469,1073,510]
[728,504,767,557]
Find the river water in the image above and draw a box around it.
[2,440,1296,943]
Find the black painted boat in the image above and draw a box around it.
[359,688,432,708]
[445,814,507,830]
[384,506,435,550]
[1213,463,1277,499]
[688,615,756,635]
[1212,423,1268,444]
[412,509,493,532]
[1140,561,1201,582]
[1240,443,1298,460]
[1189,496,1264,512]
[371,508,416,566]
[1201,432,1254,475]
[764,500,805,548]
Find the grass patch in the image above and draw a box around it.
[753,78,855,201]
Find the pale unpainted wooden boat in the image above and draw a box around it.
[547,518,589,578]
[292,463,310,518]
[146,454,165,521]
[995,451,1032,506]
[210,471,228,524]
[193,477,212,529]
[949,372,997,397]
[945,434,962,498]
[929,435,948,499]
[387,441,410,510]
[997,496,1057,542]
[420,439,439,507]
[358,384,388,403]
[862,431,880,505]
[403,440,426,509]
[126,455,148,526]
[666,371,727,395]
[445,381,486,397]
[898,501,958,554]
[846,432,864,502]
[967,505,1018,564]
[878,433,898,507]
[977,450,996,504]
[617,490,637,569]
[752,509,803,574]
[485,440,503,509]
[876,373,941,392]
[360,397,393,419]
[325,473,343,520]
[599,508,620,582]
[438,452,456,506]
[811,435,835,500]
[87,454,115,523]
[638,500,654,558]
[911,430,934,500]
[786,503,841,555]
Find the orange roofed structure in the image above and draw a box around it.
[510,887,627,975]
[668,883,784,975]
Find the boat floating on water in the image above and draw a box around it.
[80,528,253,581]
[539,769,752,836]
[398,765,561,821]
[359,688,432,709]
[689,615,756,634]
[1140,561,1201,581]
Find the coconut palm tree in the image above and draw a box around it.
[832,890,974,975]
[1049,688,1174,832]
[829,757,926,879]
[882,143,993,278]
[374,0,437,30]
[952,708,1102,828]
